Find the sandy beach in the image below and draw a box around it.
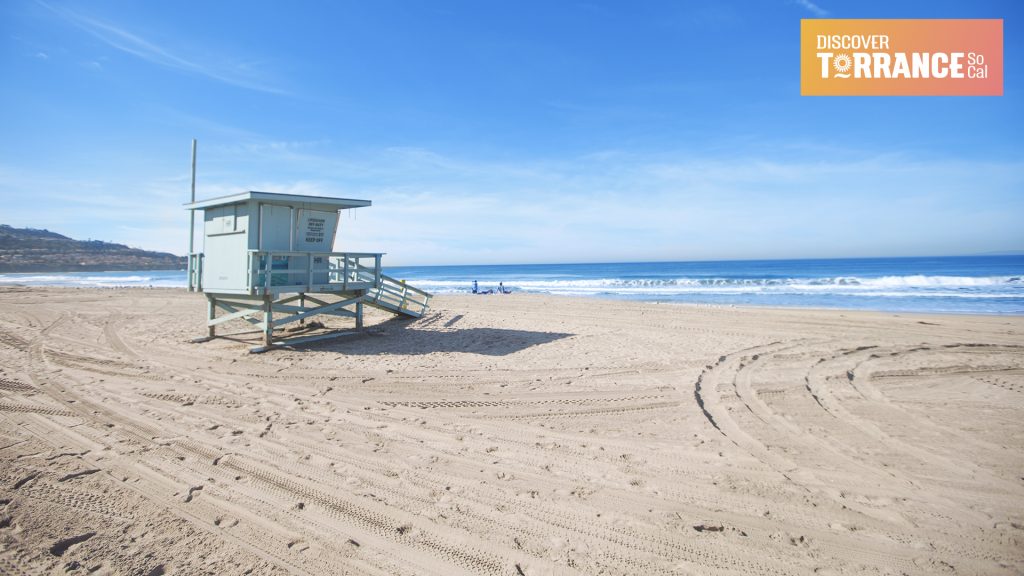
[0,286,1022,575]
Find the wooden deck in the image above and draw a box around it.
[193,250,431,351]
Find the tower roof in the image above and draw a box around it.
[185,191,371,211]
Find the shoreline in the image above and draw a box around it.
[444,290,1024,317]
[1,284,1021,317]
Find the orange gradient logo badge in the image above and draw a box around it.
[801,19,1003,96]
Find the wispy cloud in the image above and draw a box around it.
[161,143,1024,263]
[793,0,828,17]
[4,144,1022,262]
[37,1,286,94]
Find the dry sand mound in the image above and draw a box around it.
[0,287,1022,575]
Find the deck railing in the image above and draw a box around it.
[249,250,383,294]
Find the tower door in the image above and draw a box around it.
[259,204,293,250]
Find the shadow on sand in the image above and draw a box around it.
[303,318,573,357]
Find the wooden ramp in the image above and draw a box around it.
[362,271,432,318]
[338,255,431,318]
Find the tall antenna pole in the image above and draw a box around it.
[187,139,197,291]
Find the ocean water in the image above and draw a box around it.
[0,256,1021,315]
[388,256,1024,315]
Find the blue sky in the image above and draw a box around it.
[1,0,1021,265]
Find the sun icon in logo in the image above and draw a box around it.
[833,53,852,77]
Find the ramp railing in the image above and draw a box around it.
[341,256,432,317]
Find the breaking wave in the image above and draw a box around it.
[416,275,1022,298]
[0,271,185,288]
[1,258,1021,314]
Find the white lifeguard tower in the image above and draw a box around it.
[185,190,430,352]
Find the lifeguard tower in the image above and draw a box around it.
[185,191,430,352]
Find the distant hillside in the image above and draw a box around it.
[0,225,185,272]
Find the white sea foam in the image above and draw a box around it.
[0,270,1019,313]
[3,272,1017,297]
[414,275,1022,297]
[0,272,184,287]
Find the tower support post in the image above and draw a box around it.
[263,294,274,348]
[207,294,217,338]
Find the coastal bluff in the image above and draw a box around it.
[0,224,184,272]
